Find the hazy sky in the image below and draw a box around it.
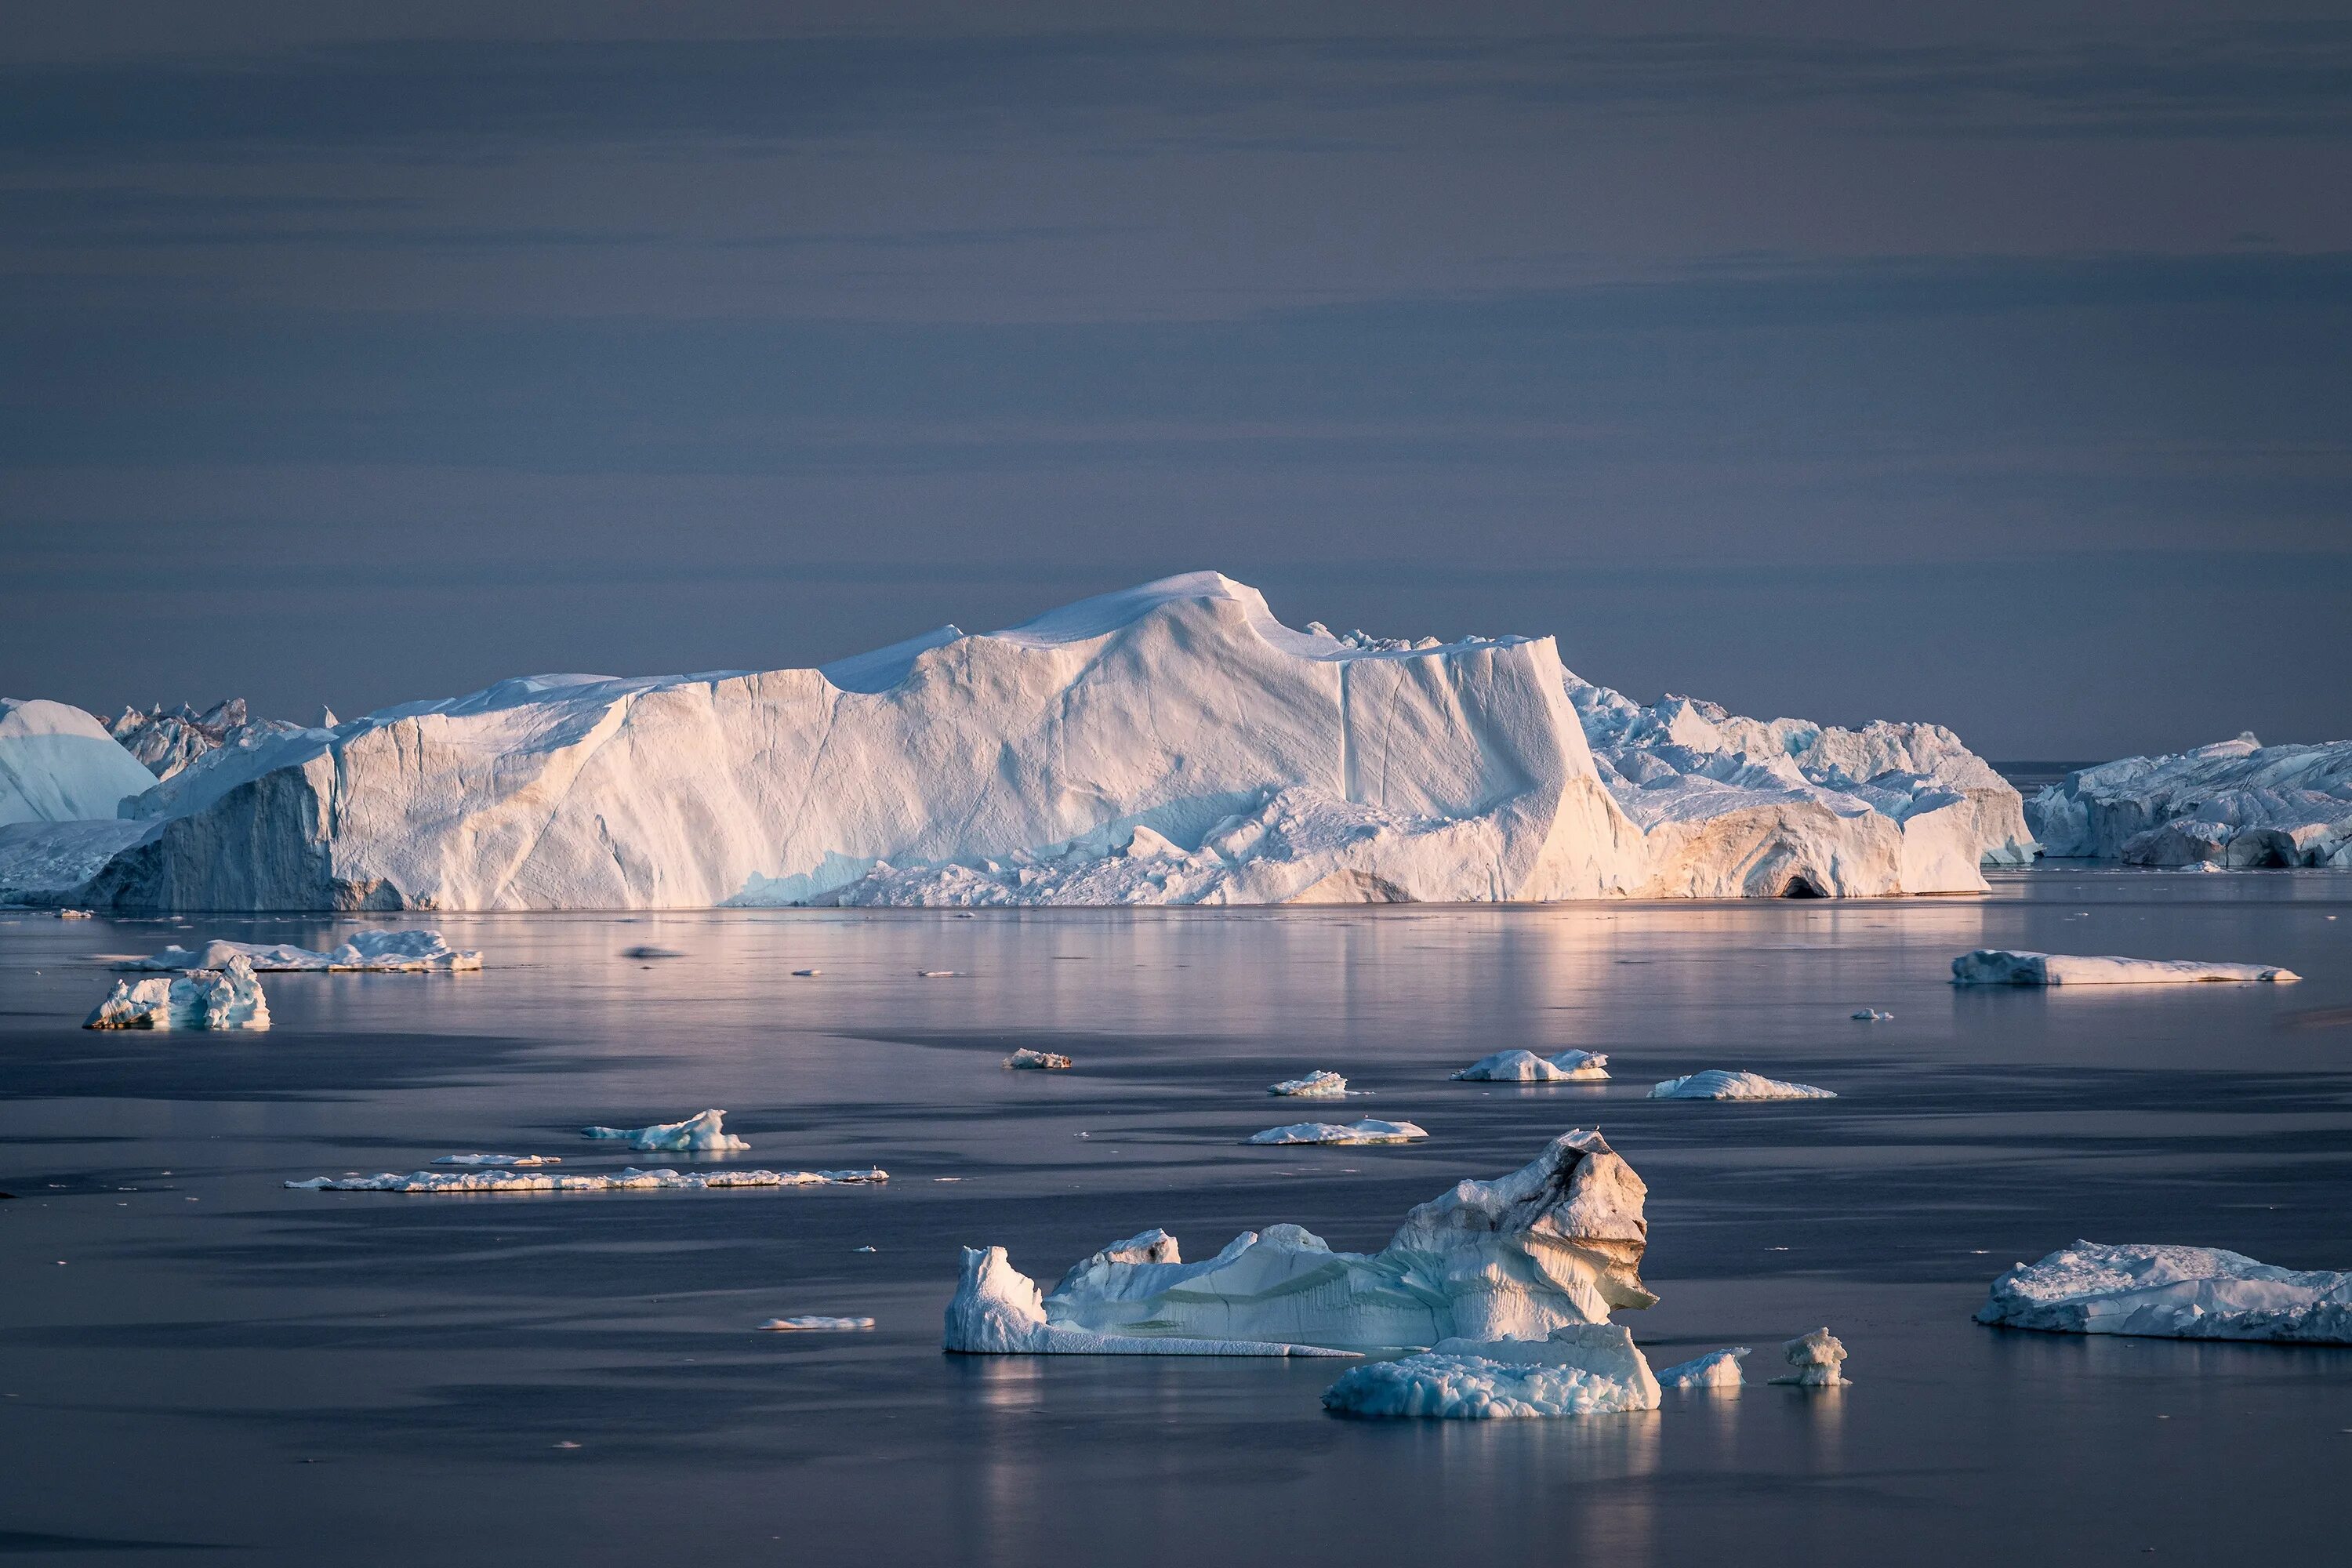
[3,2,2347,757]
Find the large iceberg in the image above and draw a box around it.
[116,929,482,972]
[944,1131,1656,1356]
[2026,734,2352,867]
[1952,950,2299,986]
[26,575,2024,912]
[0,699,156,828]
[84,954,272,1030]
[1319,1324,1661,1419]
[1976,1242,2352,1343]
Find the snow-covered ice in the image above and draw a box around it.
[1247,1118,1427,1145]
[0,699,155,827]
[945,1131,1657,1355]
[116,929,481,973]
[2027,733,2352,868]
[1975,1241,2352,1343]
[1952,949,2299,985]
[1004,1048,1072,1070]
[579,1109,748,1151]
[1451,1048,1609,1082]
[1269,1070,1349,1097]
[759,1316,875,1331]
[1648,1071,1835,1101]
[1769,1327,1849,1386]
[432,1154,557,1167]
[107,699,311,785]
[1656,1348,1749,1388]
[83,954,271,1030]
[1319,1324,1661,1419]
[289,1165,887,1193]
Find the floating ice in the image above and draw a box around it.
[1247,1119,1427,1145]
[1004,1048,1072,1070]
[83,954,271,1030]
[1452,1048,1609,1083]
[622,946,683,959]
[1320,1324,1661,1419]
[1769,1327,1849,1386]
[792,968,820,976]
[1656,1347,1750,1388]
[2026,733,2352,868]
[116,929,481,973]
[1975,1241,2352,1343]
[759,1316,875,1331]
[1648,1071,1834,1101]
[289,1165,887,1193]
[1269,1070,1349,1097]
[1852,1008,1893,1021]
[579,1109,748,1151]
[57,908,93,918]
[1952,949,2299,985]
[945,1131,1657,1356]
[432,1154,557,1167]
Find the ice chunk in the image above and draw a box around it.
[947,1131,1657,1355]
[83,954,271,1030]
[759,1316,875,1331]
[289,1165,886,1193]
[1269,1070,1348,1097]
[1004,1048,1072,1070]
[1952,949,2299,985]
[1656,1347,1750,1388]
[115,929,481,973]
[432,1154,557,1167]
[1648,1071,1834,1101]
[1247,1118,1427,1145]
[1852,1008,1893,1021]
[579,1109,747,1151]
[1975,1241,2352,1343]
[1769,1327,1849,1386]
[622,946,683,959]
[942,1245,1353,1356]
[1451,1048,1609,1082]
[2026,734,2352,867]
[1320,1324,1661,1419]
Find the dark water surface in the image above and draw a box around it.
[3,872,2349,1565]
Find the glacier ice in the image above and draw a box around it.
[2026,733,2352,868]
[1656,1347,1749,1388]
[1952,949,2299,986]
[1452,1048,1609,1082]
[107,699,310,784]
[1975,1241,2352,1343]
[1247,1119,1426,1145]
[0,699,156,827]
[289,1164,886,1193]
[1319,1324,1661,1419]
[943,1131,1656,1356]
[579,1109,748,1151]
[115,929,481,973]
[1769,1327,1849,1386]
[84,954,271,1030]
[1648,1071,1835,1101]
[1269,1070,1349,1097]
[760,1316,875,1332]
[1004,1048,1072,1070]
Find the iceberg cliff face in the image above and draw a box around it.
[2026,734,2352,868]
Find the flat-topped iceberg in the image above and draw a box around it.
[0,699,156,827]
[1953,950,2299,986]
[84,954,271,1030]
[1453,1048,1608,1082]
[2027,733,2352,868]
[1247,1118,1426,1145]
[945,1131,1656,1356]
[116,929,481,973]
[1320,1324,1661,1419]
[1976,1241,2352,1343]
[290,1164,886,1193]
[1649,1070,1835,1101]
[581,1109,748,1151]
[1656,1347,1749,1388]
[433,1153,557,1167]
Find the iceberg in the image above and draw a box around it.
[0,699,156,827]
[1852,1008,1893,1021]
[1648,1071,1835,1101]
[1656,1347,1749,1388]
[579,1109,748,1151]
[1451,1048,1609,1082]
[1004,1048,1072,1070]
[760,1316,875,1331]
[1247,1118,1427,1145]
[1319,1324,1661,1419]
[1269,1070,1349,1097]
[1769,1327,1849,1385]
[1975,1241,2352,1343]
[2026,733,2352,868]
[944,1131,1657,1355]
[107,699,311,784]
[432,1154,557,1167]
[1952,950,2299,986]
[115,929,482,973]
[289,1165,886,1193]
[83,954,271,1030]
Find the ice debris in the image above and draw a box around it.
[1004,1048,1071,1070]
[1247,1118,1426,1145]
[759,1316,875,1332]
[432,1154,557,1167]
[1769,1327,1848,1386]
[289,1165,887,1193]
[1452,1048,1608,1082]
[83,954,271,1030]
[1975,1241,2352,1343]
[116,929,481,973]
[1952,949,2299,985]
[1320,1324,1661,1419]
[1852,1008,1893,1021]
[622,946,683,959]
[2026,733,2352,868]
[1269,1070,1348,1097]
[1656,1347,1749,1388]
[1648,1071,1835,1101]
[580,1109,748,1151]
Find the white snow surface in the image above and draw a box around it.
[1975,1241,2352,1343]
[1452,1048,1609,1082]
[0,699,157,827]
[1656,1348,1750,1388]
[1769,1327,1849,1386]
[1319,1324,1661,1418]
[945,1131,1657,1356]
[83,954,271,1030]
[289,1165,886,1192]
[108,699,311,785]
[46,574,2026,911]
[1247,1118,1427,1145]
[1269,1070,1349,1097]
[1952,949,2299,985]
[1648,1070,1835,1101]
[2026,733,2352,867]
[579,1109,748,1151]
[117,929,481,972]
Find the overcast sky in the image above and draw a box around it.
[3,1,2346,757]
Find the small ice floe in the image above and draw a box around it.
[432,1154,558,1167]
[1655,1348,1749,1388]
[759,1316,875,1332]
[1768,1328,1848,1385]
[289,1165,887,1192]
[1247,1119,1426,1145]
[84,954,271,1030]
[1320,1325,1660,1419]
[1951,949,2299,985]
[853,1245,877,1254]
[1852,1009,1893,1022]
[1451,1049,1609,1083]
[1004,1048,1072,1070]
[792,968,821,977]
[1269,1070,1348,1098]
[916,970,957,978]
[622,946,683,960]
[114,929,481,973]
[1648,1071,1835,1101]
[56,909,93,919]
[580,1109,748,1152]
[1974,1241,2352,1343]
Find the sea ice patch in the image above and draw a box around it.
[289,1165,887,1193]
[580,1109,748,1151]
[1976,1240,2352,1343]
[1247,1119,1427,1145]
[1452,1048,1609,1083]
[1952,949,2299,985]
[1269,1070,1349,1097]
[1004,1049,1072,1070]
[1648,1071,1835,1101]
[759,1316,875,1332]
[116,929,481,973]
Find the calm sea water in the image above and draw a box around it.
[3,871,2348,1566]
